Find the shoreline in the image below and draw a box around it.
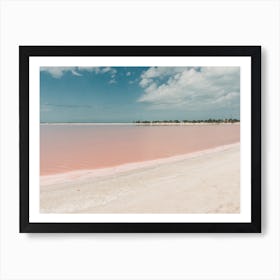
[40,143,240,214]
[41,142,239,186]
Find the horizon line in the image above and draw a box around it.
[40,118,240,124]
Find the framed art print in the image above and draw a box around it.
[19,46,261,233]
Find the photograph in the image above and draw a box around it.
[40,65,240,214]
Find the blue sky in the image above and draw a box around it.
[40,66,240,123]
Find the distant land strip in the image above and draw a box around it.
[40,119,240,125]
[134,118,240,124]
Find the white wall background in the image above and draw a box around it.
[0,0,279,279]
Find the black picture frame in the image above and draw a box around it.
[19,46,261,233]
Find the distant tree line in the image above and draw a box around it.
[134,118,240,124]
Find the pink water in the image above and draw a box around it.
[40,124,240,176]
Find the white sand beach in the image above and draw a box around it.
[40,143,240,214]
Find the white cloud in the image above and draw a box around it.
[40,67,78,78]
[139,78,150,87]
[101,67,111,73]
[138,67,240,110]
[100,67,117,78]
[77,67,100,73]
[71,69,82,76]
[41,66,117,79]
[109,79,116,84]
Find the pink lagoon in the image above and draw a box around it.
[40,123,240,176]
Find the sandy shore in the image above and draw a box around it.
[40,143,240,214]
